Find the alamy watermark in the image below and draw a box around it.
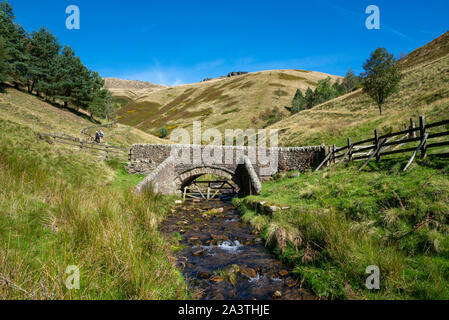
[365,265,380,290]
[365,5,380,30]
[66,5,80,30]
[65,265,80,290]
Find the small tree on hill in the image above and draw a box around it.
[332,79,344,96]
[291,89,305,114]
[314,77,339,105]
[342,68,358,94]
[304,87,315,109]
[159,126,168,138]
[362,48,402,115]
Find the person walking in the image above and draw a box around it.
[95,131,101,143]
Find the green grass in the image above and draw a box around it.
[278,73,308,81]
[222,108,240,115]
[0,119,188,299]
[235,157,449,300]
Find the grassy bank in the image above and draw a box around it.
[235,158,449,299]
[0,119,188,299]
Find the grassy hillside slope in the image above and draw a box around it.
[236,158,449,300]
[0,87,169,147]
[116,69,340,136]
[235,34,449,300]
[104,78,168,108]
[400,31,449,70]
[269,47,449,148]
[0,89,187,299]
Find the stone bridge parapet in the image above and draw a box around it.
[127,144,327,196]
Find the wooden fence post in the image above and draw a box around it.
[410,118,416,138]
[348,137,353,162]
[419,115,427,159]
[332,144,337,164]
[374,129,380,162]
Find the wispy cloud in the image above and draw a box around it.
[318,0,417,43]
[116,54,347,85]
[119,59,226,86]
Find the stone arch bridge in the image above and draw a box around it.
[126,144,326,196]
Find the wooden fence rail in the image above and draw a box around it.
[80,122,117,141]
[183,181,237,201]
[316,116,449,172]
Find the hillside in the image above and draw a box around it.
[234,32,449,300]
[104,77,168,107]
[400,31,449,70]
[115,69,341,136]
[0,86,169,148]
[269,48,449,147]
[0,88,187,299]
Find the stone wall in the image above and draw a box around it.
[128,144,327,196]
[127,144,326,177]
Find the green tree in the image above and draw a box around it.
[304,87,315,109]
[88,88,116,121]
[332,79,344,96]
[362,48,402,115]
[87,73,117,121]
[291,89,305,114]
[342,68,358,94]
[51,46,76,107]
[314,77,339,105]
[28,27,60,96]
[159,126,168,138]
[0,1,30,88]
[0,36,9,84]
[51,46,91,109]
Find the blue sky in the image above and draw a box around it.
[8,0,449,85]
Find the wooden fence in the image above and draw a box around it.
[41,133,127,161]
[316,116,449,172]
[183,180,237,201]
[80,122,116,142]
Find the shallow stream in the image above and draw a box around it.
[161,200,316,300]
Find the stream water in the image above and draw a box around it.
[161,199,316,300]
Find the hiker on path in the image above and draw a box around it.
[99,130,104,143]
[95,131,101,143]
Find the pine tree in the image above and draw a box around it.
[0,1,30,88]
[314,77,340,105]
[291,89,305,114]
[342,68,358,94]
[0,1,117,121]
[0,36,9,84]
[51,46,77,107]
[332,79,344,96]
[88,73,117,121]
[304,87,315,109]
[362,48,402,115]
[29,27,60,96]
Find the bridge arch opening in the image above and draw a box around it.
[175,167,239,200]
